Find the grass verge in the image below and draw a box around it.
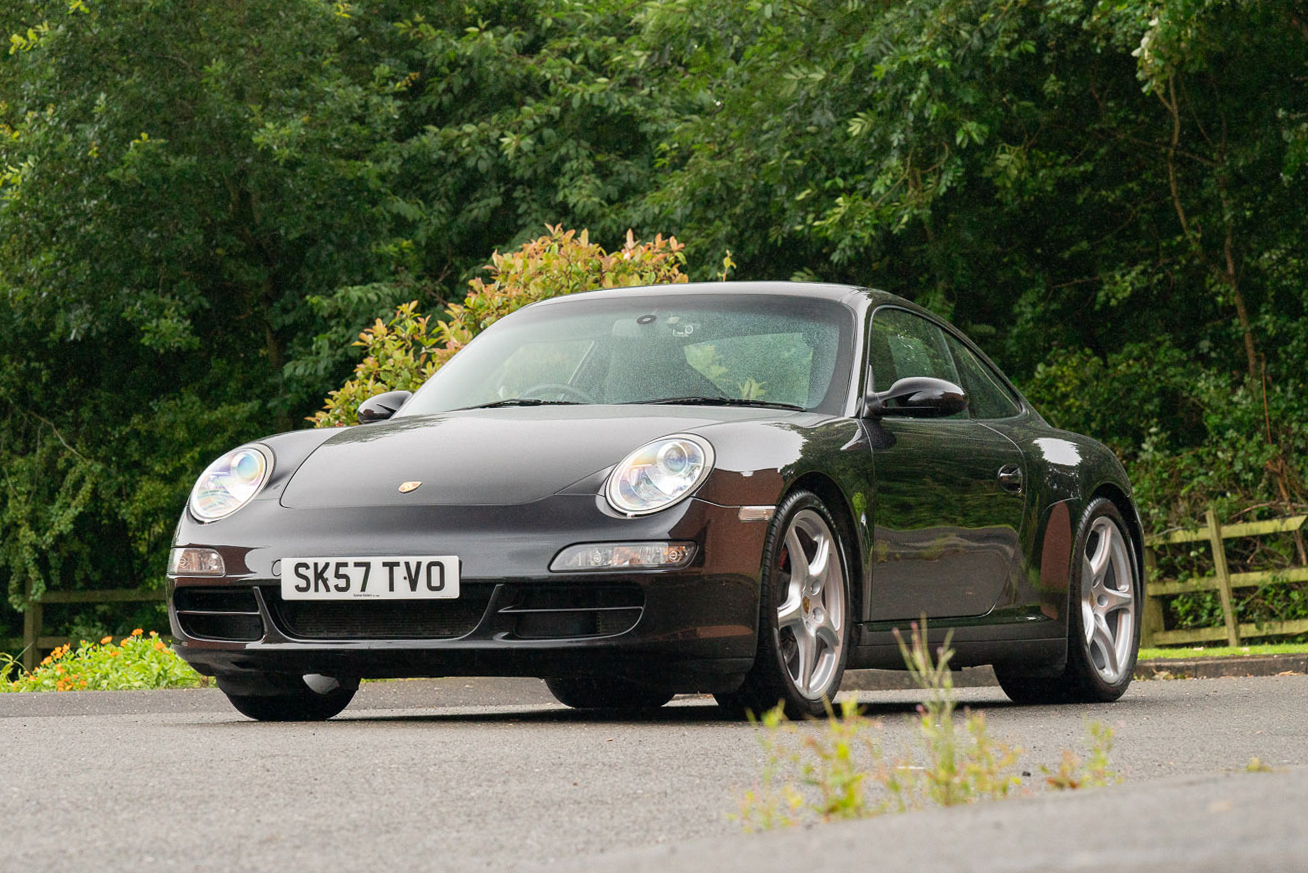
[1139,643,1308,660]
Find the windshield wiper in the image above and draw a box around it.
[462,398,582,410]
[630,396,805,412]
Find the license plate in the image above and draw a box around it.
[280,556,460,601]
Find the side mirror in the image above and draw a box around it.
[356,390,412,424]
[864,377,967,419]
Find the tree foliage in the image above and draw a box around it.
[2,0,1307,640]
[311,225,687,426]
[633,0,1308,526]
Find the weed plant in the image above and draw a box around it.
[1,630,205,692]
[735,622,1118,831]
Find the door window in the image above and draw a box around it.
[867,307,958,389]
[941,333,1022,420]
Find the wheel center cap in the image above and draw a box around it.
[802,596,811,613]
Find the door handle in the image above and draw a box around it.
[997,464,1023,494]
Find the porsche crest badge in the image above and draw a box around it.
[398,481,422,494]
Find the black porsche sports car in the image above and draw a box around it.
[168,282,1142,720]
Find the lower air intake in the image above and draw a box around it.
[265,585,494,640]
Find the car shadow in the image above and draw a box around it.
[318,693,1017,726]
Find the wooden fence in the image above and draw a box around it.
[6,506,1308,670]
[4,579,165,672]
[1143,508,1308,647]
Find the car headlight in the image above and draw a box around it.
[605,436,714,516]
[189,445,272,522]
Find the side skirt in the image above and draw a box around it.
[850,619,1067,674]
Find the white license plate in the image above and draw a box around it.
[281,556,460,600]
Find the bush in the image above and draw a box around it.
[1,629,205,692]
[310,225,688,426]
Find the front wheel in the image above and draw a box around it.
[716,490,852,719]
[545,677,673,711]
[997,497,1140,704]
[220,673,358,721]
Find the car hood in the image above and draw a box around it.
[279,405,794,508]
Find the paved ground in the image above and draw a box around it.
[2,673,1306,871]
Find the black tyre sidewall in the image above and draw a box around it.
[221,674,357,721]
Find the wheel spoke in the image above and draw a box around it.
[814,616,841,652]
[792,625,817,695]
[785,527,807,580]
[1097,585,1133,614]
[806,536,831,593]
[1087,529,1113,579]
[777,585,804,631]
[1090,613,1121,678]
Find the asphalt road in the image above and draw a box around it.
[2,674,1306,872]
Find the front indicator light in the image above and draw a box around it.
[168,547,225,576]
[550,542,697,572]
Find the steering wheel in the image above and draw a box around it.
[519,383,597,404]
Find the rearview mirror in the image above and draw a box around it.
[357,390,413,424]
[864,377,967,419]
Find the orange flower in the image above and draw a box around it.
[149,631,159,638]
[100,635,113,645]
[108,650,119,658]
[154,641,167,652]
[131,628,143,637]
[40,657,52,667]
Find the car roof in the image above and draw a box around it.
[531,280,909,311]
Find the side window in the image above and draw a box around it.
[868,307,958,390]
[942,332,1022,420]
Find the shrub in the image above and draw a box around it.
[310,225,688,426]
[1,629,205,692]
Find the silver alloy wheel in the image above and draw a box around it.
[775,508,846,700]
[1080,516,1136,685]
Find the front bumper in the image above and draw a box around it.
[168,496,768,693]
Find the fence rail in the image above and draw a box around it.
[1142,508,1308,647]
[5,580,165,672]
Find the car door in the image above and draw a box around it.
[865,307,1027,620]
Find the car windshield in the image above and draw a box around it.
[398,293,856,416]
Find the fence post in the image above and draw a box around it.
[1141,546,1164,647]
[1205,507,1240,646]
[21,578,43,673]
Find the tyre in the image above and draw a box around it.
[220,673,358,721]
[996,497,1140,704]
[545,677,674,711]
[716,490,852,719]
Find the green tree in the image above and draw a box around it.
[633,0,1308,520]
[0,0,411,612]
[312,225,688,426]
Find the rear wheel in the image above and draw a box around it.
[220,673,358,721]
[545,677,673,711]
[997,497,1140,704]
[716,490,851,719]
